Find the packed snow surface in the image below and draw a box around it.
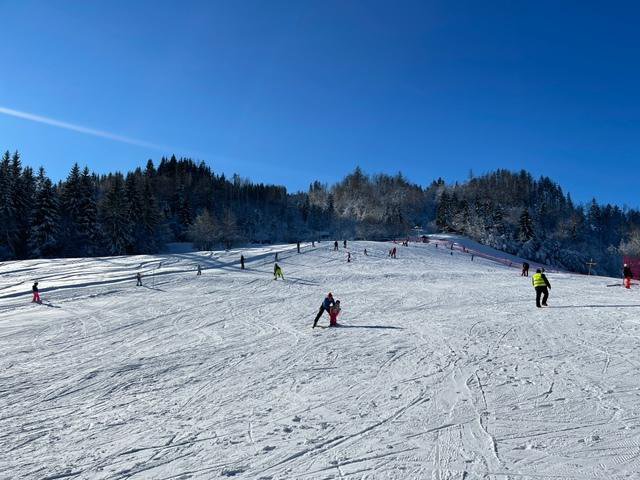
[2,241,640,479]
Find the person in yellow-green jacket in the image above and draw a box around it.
[273,263,284,280]
[532,268,551,308]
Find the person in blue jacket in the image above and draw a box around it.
[312,292,335,328]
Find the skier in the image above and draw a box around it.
[521,262,530,277]
[274,263,284,280]
[334,241,339,251]
[240,255,245,270]
[275,252,279,261]
[347,252,351,263]
[471,254,474,261]
[343,240,347,249]
[136,272,143,286]
[329,300,341,327]
[364,248,368,256]
[312,240,315,247]
[392,247,397,259]
[623,263,633,289]
[313,292,335,328]
[32,281,41,303]
[197,264,202,276]
[297,242,300,254]
[532,268,551,308]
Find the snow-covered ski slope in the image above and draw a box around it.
[2,241,640,480]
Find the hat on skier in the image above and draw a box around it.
[536,268,542,273]
[328,292,333,297]
[624,263,628,267]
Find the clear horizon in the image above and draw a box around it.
[2,0,639,208]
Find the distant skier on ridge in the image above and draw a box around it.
[623,263,633,289]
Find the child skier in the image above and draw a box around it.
[274,263,284,280]
[32,281,41,303]
[329,300,341,326]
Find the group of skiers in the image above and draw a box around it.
[333,240,348,251]
[28,238,636,318]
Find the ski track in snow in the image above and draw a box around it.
[2,241,640,479]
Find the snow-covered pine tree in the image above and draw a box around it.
[60,163,84,254]
[100,174,132,255]
[0,151,17,257]
[29,168,60,257]
[78,167,101,255]
[518,208,534,242]
[175,183,192,239]
[139,176,163,252]
[188,209,218,250]
[12,163,36,258]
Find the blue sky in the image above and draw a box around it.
[1,0,639,207]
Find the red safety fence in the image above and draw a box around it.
[394,236,561,273]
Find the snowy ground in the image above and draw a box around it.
[2,240,640,479]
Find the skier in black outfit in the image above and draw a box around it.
[313,293,335,328]
[343,240,347,249]
[136,272,142,286]
[521,262,530,277]
[532,268,551,308]
[334,241,339,251]
[240,255,245,270]
[297,242,300,253]
[197,264,202,275]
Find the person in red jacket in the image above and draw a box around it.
[329,300,341,326]
[623,264,633,289]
